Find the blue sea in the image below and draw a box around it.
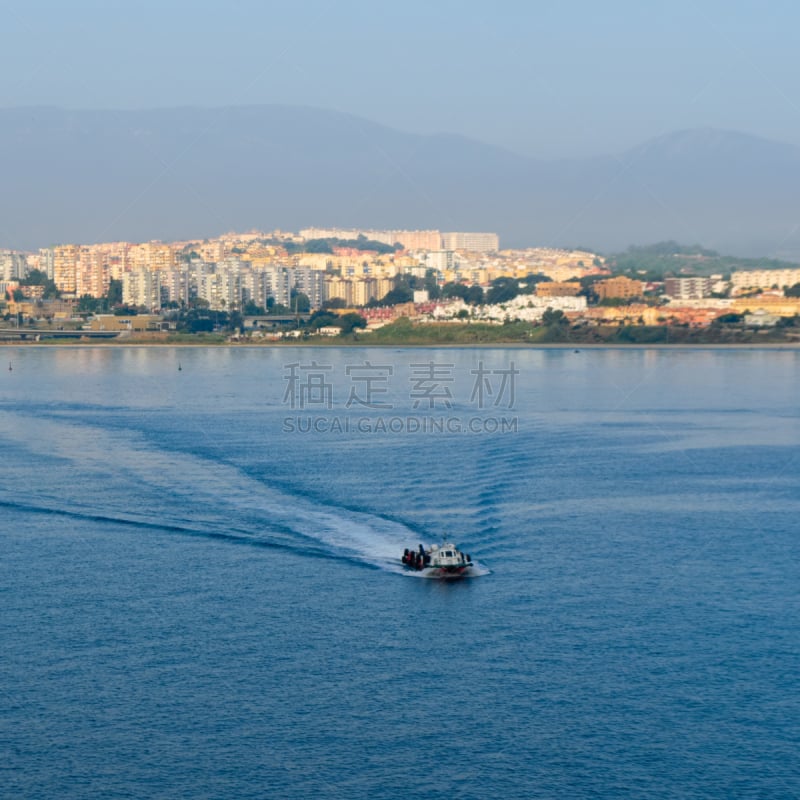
[1,346,799,799]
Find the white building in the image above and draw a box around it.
[441,232,499,253]
[291,266,325,309]
[160,270,190,306]
[730,269,800,292]
[425,250,456,271]
[431,294,586,323]
[0,251,28,281]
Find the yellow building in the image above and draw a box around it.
[731,296,800,317]
[76,247,110,298]
[87,314,163,332]
[7,299,75,320]
[354,278,390,306]
[324,278,353,305]
[595,276,644,300]
[130,242,176,271]
[53,245,80,295]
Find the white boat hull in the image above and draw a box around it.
[401,541,474,578]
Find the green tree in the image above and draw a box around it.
[243,300,266,315]
[338,312,367,335]
[465,285,484,305]
[227,311,244,333]
[486,277,519,305]
[424,268,441,300]
[41,280,60,299]
[77,294,99,312]
[381,282,413,305]
[304,239,335,254]
[290,290,311,312]
[307,309,340,330]
[442,282,469,301]
[542,308,568,327]
[784,282,800,298]
[113,304,139,316]
[24,268,49,285]
[106,278,123,307]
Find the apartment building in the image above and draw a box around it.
[730,269,800,292]
[37,248,55,280]
[160,270,191,306]
[240,267,293,309]
[292,266,325,309]
[594,276,644,300]
[130,242,176,272]
[123,269,161,309]
[53,245,81,295]
[324,277,354,306]
[0,250,27,281]
[76,247,109,298]
[664,277,713,299]
[441,232,499,253]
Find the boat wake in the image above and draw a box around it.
[0,411,432,573]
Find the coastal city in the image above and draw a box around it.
[2,227,800,342]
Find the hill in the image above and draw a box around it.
[2,106,800,257]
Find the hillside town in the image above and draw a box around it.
[2,228,800,341]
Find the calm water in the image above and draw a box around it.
[1,346,799,799]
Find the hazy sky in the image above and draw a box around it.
[3,0,800,158]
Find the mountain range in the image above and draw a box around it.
[2,105,800,257]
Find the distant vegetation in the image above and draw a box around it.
[359,316,800,346]
[605,241,800,280]
[275,234,402,256]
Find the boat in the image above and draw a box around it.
[401,540,473,578]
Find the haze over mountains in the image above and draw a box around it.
[2,105,800,258]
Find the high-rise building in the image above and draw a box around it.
[130,242,176,272]
[425,250,456,271]
[263,267,293,308]
[38,248,55,280]
[292,266,325,309]
[0,251,27,281]
[53,245,80,295]
[391,230,442,250]
[123,269,161,309]
[76,247,109,298]
[324,277,353,306]
[160,270,190,306]
[352,279,379,307]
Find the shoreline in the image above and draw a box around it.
[2,340,799,350]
